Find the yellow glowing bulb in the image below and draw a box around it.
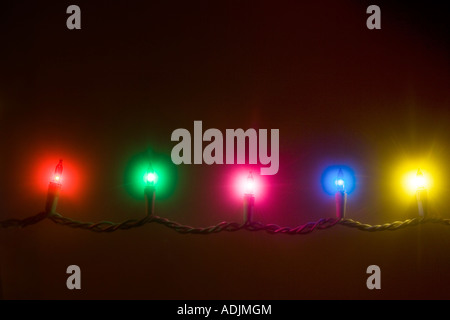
[414,169,426,190]
[393,160,441,208]
[405,168,429,193]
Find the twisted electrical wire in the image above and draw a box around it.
[150,216,244,234]
[0,212,48,228]
[244,218,340,234]
[47,213,340,234]
[48,212,152,233]
[339,217,450,231]
[1,211,450,234]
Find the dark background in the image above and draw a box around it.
[0,0,449,299]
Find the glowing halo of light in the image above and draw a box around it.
[321,165,356,195]
[389,158,443,209]
[144,171,158,185]
[402,168,433,195]
[123,151,178,200]
[245,171,255,195]
[232,169,266,200]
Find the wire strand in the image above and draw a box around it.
[339,217,450,231]
[0,212,49,228]
[48,213,152,233]
[1,212,450,234]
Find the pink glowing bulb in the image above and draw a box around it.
[245,171,255,195]
[232,169,266,202]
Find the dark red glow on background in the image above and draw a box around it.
[0,0,450,300]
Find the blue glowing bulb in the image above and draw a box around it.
[335,169,345,192]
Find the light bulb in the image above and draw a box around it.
[144,167,157,186]
[245,171,255,195]
[46,159,63,214]
[53,159,63,184]
[414,168,426,190]
[146,172,157,185]
[335,168,345,192]
[414,168,428,218]
[243,171,255,224]
[144,164,157,216]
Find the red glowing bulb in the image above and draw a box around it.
[52,159,63,184]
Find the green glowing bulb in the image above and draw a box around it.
[145,171,157,185]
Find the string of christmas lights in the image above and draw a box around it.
[1,160,449,234]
